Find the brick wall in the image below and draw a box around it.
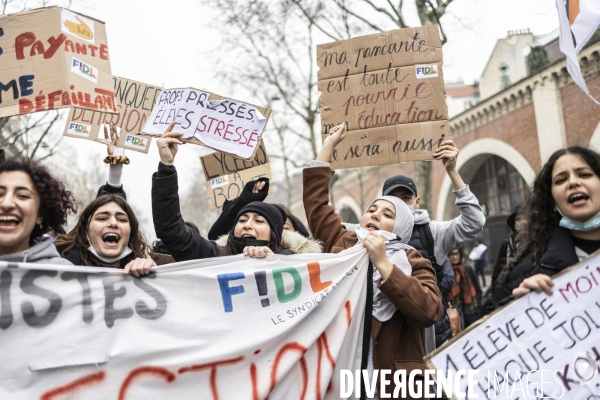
[561,73,600,147]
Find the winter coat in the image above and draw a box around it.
[0,237,73,265]
[303,166,441,398]
[215,229,322,255]
[490,227,581,311]
[61,245,136,268]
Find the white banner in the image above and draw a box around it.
[0,246,369,399]
[427,251,600,399]
[557,0,600,105]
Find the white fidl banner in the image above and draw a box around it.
[0,246,369,399]
[427,251,600,399]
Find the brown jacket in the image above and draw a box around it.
[303,166,442,398]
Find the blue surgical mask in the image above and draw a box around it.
[559,211,600,232]
[407,204,415,215]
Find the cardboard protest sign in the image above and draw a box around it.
[426,252,600,399]
[0,246,368,399]
[142,88,271,159]
[0,7,116,118]
[63,76,159,153]
[317,25,449,169]
[201,141,272,210]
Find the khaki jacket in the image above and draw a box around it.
[303,166,442,397]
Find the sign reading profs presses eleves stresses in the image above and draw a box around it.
[201,140,272,210]
[317,25,449,169]
[142,89,271,160]
[0,7,117,118]
[64,76,159,153]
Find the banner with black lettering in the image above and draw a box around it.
[0,246,368,399]
[426,251,600,399]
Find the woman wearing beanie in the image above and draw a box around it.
[151,124,313,261]
[303,123,442,398]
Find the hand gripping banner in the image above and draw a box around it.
[0,246,369,399]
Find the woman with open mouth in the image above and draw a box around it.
[302,123,442,398]
[56,194,155,277]
[0,158,76,265]
[491,146,600,305]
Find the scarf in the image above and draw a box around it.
[448,262,477,314]
[357,196,414,322]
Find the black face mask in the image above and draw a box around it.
[231,236,270,253]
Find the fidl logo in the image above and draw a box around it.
[211,176,229,188]
[67,122,91,137]
[416,64,439,79]
[125,135,147,150]
[71,58,98,83]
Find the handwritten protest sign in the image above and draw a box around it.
[141,89,271,159]
[426,252,600,399]
[317,25,449,169]
[63,76,159,153]
[201,140,273,210]
[0,246,368,399]
[0,7,116,118]
[143,88,209,138]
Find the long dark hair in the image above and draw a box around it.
[56,194,150,265]
[511,146,600,270]
[0,157,77,244]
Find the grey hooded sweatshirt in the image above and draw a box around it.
[0,237,73,265]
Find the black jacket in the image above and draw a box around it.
[152,162,221,261]
[490,227,579,311]
[62,246,135,268]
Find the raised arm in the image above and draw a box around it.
[303,124,349,252]
[151,123,220,261]
[430,141,485,264]
[97,124,127,198]
[207,178,269,240]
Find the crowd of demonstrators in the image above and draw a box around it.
[1,114,599,395]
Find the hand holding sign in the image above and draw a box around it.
[157,122,185,166]
[104,125,119,156]
[513,273,554,298]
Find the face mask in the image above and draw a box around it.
[407,204,415,215]
[231,236,270,253]
[88,245,133,264]
[559,212,600,232]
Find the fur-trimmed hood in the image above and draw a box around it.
[215,230,322,254]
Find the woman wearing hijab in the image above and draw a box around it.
[303,123,442,398]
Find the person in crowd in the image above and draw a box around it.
[0,157,76,264]
[447,247,481,328]
[152,123,320,261]
[303,123,441,397]
[277,204,311,238]
[469,239,488,286]
[492,146,600,306]
[481,205,523,314]
[56,194,155,276]
[435,257,454,347]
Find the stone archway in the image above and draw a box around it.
[435,138,535,221]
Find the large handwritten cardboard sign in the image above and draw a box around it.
[426,252,600,399]
[0,7,116,118]
[0,246,368,399]
[63,76,159,153]
[201,141,273,210]
[142,88,271,159]
[317,25,449,169]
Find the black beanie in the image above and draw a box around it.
[236,202,286,243]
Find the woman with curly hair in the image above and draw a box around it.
[491,146,600,307]
[0,158,76,264]
[56,194,155,276]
